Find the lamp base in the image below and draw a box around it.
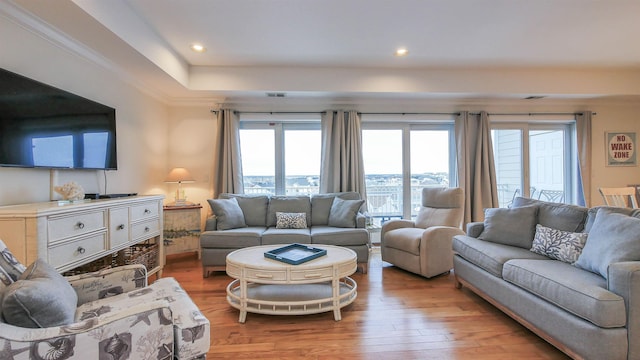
[166,199,196,207]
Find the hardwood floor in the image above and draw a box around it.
[162,248,570,360]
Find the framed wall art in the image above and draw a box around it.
[605,131,636,166]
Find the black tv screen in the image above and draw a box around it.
[0,68,117,170]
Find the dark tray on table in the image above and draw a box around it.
[264,243,327,265]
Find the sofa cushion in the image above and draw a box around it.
[200,227,264,248]
[512,197,588,232]
[0,239,26,282]
[276,212,307,229]
[453,235,549,278]
[207,197,247,230]
[310,226,369,246]
[583,205,637,233]
[530,224,588,264]
[574,208,640,279]
[261,227,311,245]
[2,259,77,328]
[220,194,269,226]
[503,259,626,328]
[267,196,311,228]
[311,192,362,226]
[328,197,364,228]
[478,206,538,249]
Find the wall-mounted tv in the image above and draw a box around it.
[0,68,117,170]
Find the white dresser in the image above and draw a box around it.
[0,195,164,276]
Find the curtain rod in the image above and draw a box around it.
[472,112,596,116]
[210,110,459,116]
[210,110,595,116]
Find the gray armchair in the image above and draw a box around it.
[381,187,464,278]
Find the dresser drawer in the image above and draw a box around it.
[109,207,130,248]
[244,268,287,282]
[131,202,159,221]
[131,219,160,241]
[48,232,108,268]
[48,211,105,243]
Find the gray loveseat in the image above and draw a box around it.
[453,197,640,360]
[200,192,370,276]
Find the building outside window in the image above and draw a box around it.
[491,119,576,208]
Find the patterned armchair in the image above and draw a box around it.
[0,240,209,360]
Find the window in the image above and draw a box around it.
[362,118,456,225]
[239,117,321,195]
[492,121,576,207]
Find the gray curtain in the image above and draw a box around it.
[576,111,592,206]
[455,111,499,224]
[319,110,367,199]
[212,109,243,197]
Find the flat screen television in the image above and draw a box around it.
[0,68,117,170]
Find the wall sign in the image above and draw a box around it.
[606,131,636,166]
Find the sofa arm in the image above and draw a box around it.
[466,222,485,238]
[608,261,640,359]
[205,216,218,231]
[356,213,366,228]
[420,226,466,277]
[0,299,173,359]
[66,264,147,305]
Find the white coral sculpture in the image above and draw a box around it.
[54,181,85,201]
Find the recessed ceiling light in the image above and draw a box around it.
[395,48,409,57]
[190,43,206,53]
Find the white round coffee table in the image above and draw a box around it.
[226,244,358,323]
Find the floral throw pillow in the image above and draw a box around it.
[530,224,588,263]
[276,212,307,229]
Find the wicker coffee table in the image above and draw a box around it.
[226,244,358,323]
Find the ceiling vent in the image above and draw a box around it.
[266,92,286,98]
[524,95,546,100]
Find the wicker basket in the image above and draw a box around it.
[119,241,159,271]
[63,253,117,276]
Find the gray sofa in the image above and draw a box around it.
[453,197,640,360]
[200,192,370,276]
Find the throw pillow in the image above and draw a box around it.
[478,206,538,249]
[0,239,26,281]
[574,208,640,279]
[530,224,588,263]
[275,212,308,229]
[328,197,364,228]
[207,197,247,230]
[2,259,78,328]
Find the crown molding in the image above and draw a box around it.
[0,0,170,103]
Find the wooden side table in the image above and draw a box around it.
[163,204,202,259]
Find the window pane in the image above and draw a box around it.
[285,130,320,195]
[410,130,450,217]
[492,129,523,207]
[240,129,275,195]
[530,129,565,203]
[362,130,403,225]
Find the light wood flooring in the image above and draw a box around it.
[162,248,570,359]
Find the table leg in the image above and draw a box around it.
[333,278,341,321]
[239,278,248,323]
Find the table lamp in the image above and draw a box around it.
[165,167,195,206]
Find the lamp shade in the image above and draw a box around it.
[165,167,195,183]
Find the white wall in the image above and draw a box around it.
[0,15,170,206]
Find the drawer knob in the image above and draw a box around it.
[77,246,86,254]
[117,224,125,230]
[76,222,85,229]
[144,209,151,214]
[144,226,150,232]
